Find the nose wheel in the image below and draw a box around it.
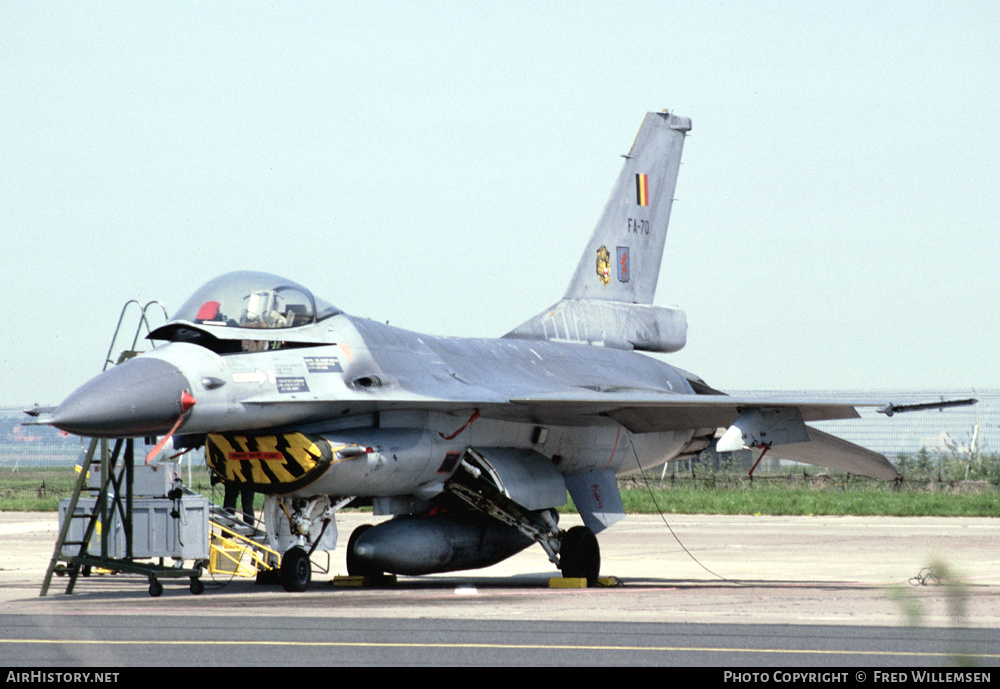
[280,547,312,592]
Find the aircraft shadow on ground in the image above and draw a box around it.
[30,570,905,603]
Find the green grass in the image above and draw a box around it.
[616,483,1000,517]
[3,466,999,517]
[0,468,82,511]
[0,466,244,512]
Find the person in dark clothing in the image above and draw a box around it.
[224,481,256,526]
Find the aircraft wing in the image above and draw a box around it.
[241,388,862,431]
[509,390,900,480]
[508,391,865,432]
[242,388,899,479]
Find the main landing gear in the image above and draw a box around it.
[559,525,600,586]
[444,458,603,585]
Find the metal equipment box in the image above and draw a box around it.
[87,461,180,498]
[58,493,210,560]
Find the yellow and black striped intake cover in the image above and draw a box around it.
[205,432,336,495]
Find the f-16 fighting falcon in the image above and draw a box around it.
[43,111,904,592]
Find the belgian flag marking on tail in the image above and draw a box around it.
[635,173,649,207]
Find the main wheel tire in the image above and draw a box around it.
[281,547,312,592]
[560,526,600,586]
[346,524,386,584]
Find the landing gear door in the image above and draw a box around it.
[564,470,625,534]
[464,448,567,512]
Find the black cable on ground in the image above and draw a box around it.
[626,429,729,582]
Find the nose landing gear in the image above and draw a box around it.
[280,546,312,592]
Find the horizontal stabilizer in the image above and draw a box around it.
[767,426,899,480]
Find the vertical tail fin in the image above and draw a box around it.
[505,111,690,352]
[565,110,690,304]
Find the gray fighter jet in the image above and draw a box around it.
[44,111,902,591]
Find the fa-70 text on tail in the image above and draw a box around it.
[46,111,903,592]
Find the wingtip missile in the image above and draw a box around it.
[877,398,978,417]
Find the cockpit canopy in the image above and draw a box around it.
[172,271,340,330]
[148,272,342,351]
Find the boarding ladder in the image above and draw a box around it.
[37,301,212,596]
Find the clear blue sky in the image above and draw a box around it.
[3,1,999,406]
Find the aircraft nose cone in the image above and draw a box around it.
[50,357,191,438]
